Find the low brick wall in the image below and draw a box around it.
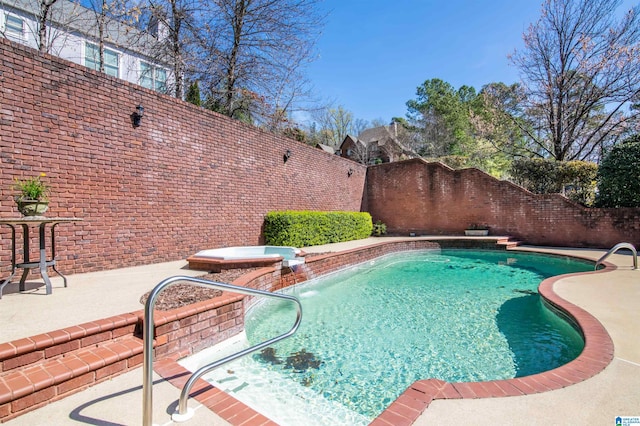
[152,294,246,359]
[0,238,599,422]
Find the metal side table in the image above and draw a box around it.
[0,217,82,298]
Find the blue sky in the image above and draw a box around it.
[304,0,634,124]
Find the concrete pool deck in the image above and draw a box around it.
[0,237,638,424]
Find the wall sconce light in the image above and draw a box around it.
[283,149,292,163]
[132,104,144,127]
[348,168,354,177]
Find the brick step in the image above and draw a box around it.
[0,313,144,422]
[0,313,140,373]
[496,237,522,249]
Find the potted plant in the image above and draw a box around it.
[13,173,50,216]
[372,220,387,237]
[465,224,489,236]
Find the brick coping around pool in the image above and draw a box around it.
[153,241,615,426]
[0,239,615,424]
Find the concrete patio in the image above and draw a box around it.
[0,238,638,425]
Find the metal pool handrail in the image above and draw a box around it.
[142,275,303,425]
[594,242,638,270]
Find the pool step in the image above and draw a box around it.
[194,356,371,426]
[0,314,143,422]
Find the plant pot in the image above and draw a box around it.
[465,229,489,236]
[16,199,49,216]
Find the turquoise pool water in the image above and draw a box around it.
[243,249,592,420]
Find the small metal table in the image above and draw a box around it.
[0,217,82,298]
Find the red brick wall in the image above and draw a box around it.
[366,159,640,248]
[0,38,367,274]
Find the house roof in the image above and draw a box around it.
[339,125,419,161]
[358,125,396,145]
[339,134,364,150]
[315,143,335,154]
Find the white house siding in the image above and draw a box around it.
[0,0,173,92]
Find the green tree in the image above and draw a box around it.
[185,81,201,106]
[406,79,513,176]
[475,82,528,156]
[595,136,640,207]
[406,79,474,157]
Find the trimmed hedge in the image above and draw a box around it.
[264,211,373,247]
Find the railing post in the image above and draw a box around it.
[142,275,302,425]
[143,276,185,426]
[595,242,638,270]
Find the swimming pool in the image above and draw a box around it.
[181,249,593,424]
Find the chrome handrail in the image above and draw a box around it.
[594,242,638,270]
[142,275,302,425]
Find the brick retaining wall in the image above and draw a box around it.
[0,38,366,275]
[365,160,640,248]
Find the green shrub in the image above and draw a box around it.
[434,155,469,169]
[557,161,598,206]
[509,158,597,205]
[595,136,640,207]
[510,158,562,193]
[264,211,373,247]
[372,220,387,236]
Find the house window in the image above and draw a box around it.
[85,42,119,77]
[5,14,24,38]
[140,62,167,93]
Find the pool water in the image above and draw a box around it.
[185,249,592,424]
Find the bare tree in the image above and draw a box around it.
[143,0,204,98]
[260,49,315,133]
[197,0,323,123]
[509,0,640,161]
[351,118,370,137]
[346,138,374,164]
[347,138,399,165]
[83,0,110,72]
[311,105,356,147]
[84,0,144,73]
[36,0,58,53]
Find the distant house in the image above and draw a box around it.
[0,0,173,93]
[339,123,417,164]
[315,143,336,154]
